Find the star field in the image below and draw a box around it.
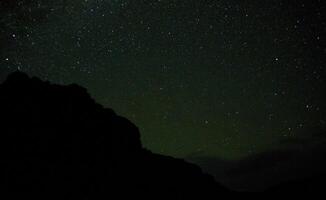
[1,0,326,159]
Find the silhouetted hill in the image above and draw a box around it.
[265,173,326,197]
[0,71,230,199]
[188,144,326,194]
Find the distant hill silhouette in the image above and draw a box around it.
[188,145,326,195]
[265,173,326,197]
[0,71,230,199]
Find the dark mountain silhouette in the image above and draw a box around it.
[0,71,231,199]
[1,71,326,199]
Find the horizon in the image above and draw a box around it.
[1,0,326,192]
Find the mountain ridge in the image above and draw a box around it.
[0,71,229,199]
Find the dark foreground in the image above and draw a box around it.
[0,72,324,199]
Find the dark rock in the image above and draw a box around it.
[0,71,229,199]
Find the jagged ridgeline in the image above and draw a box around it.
[0,72,229,199]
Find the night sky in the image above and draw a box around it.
[1,0,326,161]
